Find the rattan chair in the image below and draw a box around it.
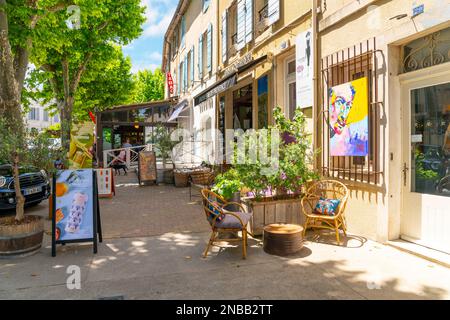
[201,189,253,259]
[301,180,349,244]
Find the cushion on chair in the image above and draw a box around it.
[215,211,251,229]
[207,198,225,224]
[314,197,341,216]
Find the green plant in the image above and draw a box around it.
[415,150,439,180]
[0,117,60,222]
[232,106,319,200]
[212,169,243,200]
[152,124,182,169]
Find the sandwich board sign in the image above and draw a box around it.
[52,169,102,257]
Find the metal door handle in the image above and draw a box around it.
[403,163,409,187]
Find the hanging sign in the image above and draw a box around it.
[52,169,102,257]
[296,29,314,108]
[167,72,174,94]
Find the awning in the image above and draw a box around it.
[194,74,237,105]
[168,100,188,122]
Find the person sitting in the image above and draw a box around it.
[110,150,128,175]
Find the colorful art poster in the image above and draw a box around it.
[296,28,313,108]
[329,77,369,156]
[54,170,94,241]
[69,122,95,169]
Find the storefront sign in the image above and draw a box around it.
[223,53,253,77]
[138,151,157,184]
[69,122,95,169]
[52,169,102,256]
[296,29,314,108]
[194,74,237,105]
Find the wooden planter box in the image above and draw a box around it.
[242,196,305,236]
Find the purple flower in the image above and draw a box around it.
[280,172,287,180]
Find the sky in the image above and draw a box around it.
[122,0,178,74]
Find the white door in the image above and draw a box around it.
[401,65,450,254]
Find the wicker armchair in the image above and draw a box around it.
[301,180,349,244]
[201,189,253,259]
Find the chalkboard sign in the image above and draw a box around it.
[138,151,157,185]
[52,169,102,257]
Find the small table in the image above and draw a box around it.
[263,224,304,256]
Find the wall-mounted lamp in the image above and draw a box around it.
[389,13,408,20]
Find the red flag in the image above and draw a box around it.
[89,111,96,124]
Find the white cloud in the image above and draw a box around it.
[149,51,162,61]
[140,0,177,38]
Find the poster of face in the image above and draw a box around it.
[69,122,95,169]
[329,77,369,156]
[296,28,313,108]
[55,170,94,241]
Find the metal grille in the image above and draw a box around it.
[8,173,46,190]
[320,37,383,185]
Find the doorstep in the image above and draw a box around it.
[387,239,450,269]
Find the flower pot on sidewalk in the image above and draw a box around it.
[0,215,44,258]
[242,196,305,236]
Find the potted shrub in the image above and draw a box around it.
[212,169,243,211]
[233,106,319,235]
[0,118,58,257]
[152,124,181,184]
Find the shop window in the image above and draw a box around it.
[285,58,296,120]
[258,75,269,129]
[233,84,253,130]
[320,38,382,184]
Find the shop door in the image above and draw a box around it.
[401,70,450,254]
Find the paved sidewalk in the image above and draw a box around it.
[0,174,449,300]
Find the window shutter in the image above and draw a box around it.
[181,16,186,49]
[198,35,203,79]
[268,0,280,25]
[236,0,246,50]
[177,65,181,95]
[190,47,195,85]
[245,0,253,44]
[207,24,212,73]
[222,10,228,63]
[184,55,188,91]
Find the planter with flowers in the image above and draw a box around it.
[233,107,319,235]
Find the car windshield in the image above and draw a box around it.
[0,166,38,177]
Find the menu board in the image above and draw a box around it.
[138,151,157,184]
[95,168,114,198]
[52,169,102,257]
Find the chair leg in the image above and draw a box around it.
[341,217,347,236]
[203,231,216,258]
[242,229,247,259]
[334,220,341,245]
[303,218,309,238]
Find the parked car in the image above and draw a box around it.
[0,164,51,211]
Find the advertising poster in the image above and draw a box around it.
[69,122,95,169]
[329,77,369,156]
[138,151,157,184]
[296,29,314,108]
[95,168,115,198]
[54,170,94,242]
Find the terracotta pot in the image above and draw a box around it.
[0,215,44,258]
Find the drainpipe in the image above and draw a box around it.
[312,0,319,170]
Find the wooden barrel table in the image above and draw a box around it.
[263,224,304,256]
